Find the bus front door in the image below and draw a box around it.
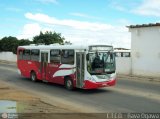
[76,52,85,88]
[41,52,48,80]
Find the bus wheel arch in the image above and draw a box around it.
[30,70,37,82]
[64,76,74,90]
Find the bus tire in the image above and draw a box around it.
[30,71,37,82]
[65,77,74,90]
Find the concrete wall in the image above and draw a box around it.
[116,57,131,75]
[0,52,17,62]
[130,26,160,77]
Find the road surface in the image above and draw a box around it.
[0,62,160,112]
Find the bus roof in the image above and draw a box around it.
[18,44,87,50]
[18,44,113,50]
[114,49,131,52]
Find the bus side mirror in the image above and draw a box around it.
[86,54,89,61]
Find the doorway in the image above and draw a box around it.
[41,52,48,80]
[76,52,85,88]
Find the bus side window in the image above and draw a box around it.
[61,50,74,64]
[50,49,60,63]
[31,49,39,61]
[18,50,23,60]
[23,49,31,60]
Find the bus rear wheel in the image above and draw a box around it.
[31,71,37,82]
[65,77,74,90]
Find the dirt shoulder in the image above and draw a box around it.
[0,80,105,119]
[0,80,71,113]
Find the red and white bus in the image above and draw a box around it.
[17,44,116,90]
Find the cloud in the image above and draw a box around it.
[22,12,131,48]
[132,0,160,17]
[109,0,160,17]
[25,12,113,31]
[17,23,41,39]
[36,0,58,4]
[69,12,101,20]
[17,23,53,39]
[62,26,130,48]
[109,2,127,12]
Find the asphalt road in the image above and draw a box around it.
[0,63,160,112]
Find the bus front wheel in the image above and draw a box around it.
[65,77,74,90]
[31,71,37,82]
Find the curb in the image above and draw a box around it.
[117,74,160,83]
[0,60,16,64]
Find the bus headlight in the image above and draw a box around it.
[87,77,96,82]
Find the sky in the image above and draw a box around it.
[0,0,160,48]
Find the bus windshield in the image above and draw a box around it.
[87,51,115,75]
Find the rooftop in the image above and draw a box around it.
[127,23,160,28]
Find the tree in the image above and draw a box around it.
[0,36,19,54]
[0,37,33,54]
[0,39,2,52]
[18,39,33,46]
[33,31,65,45]
[64,41,72,45]
[0,31,70,54]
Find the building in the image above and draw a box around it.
[114,49,131,75]
[128,23,160,77]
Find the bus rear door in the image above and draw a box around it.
[76,52,85,88]
[40,51,49,81]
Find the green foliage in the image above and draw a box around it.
[33,31,65,45]
[18,39,33,46]
[0,37,32,54]
[0,40,2,52]
[0,31,71,54]
[64,41,72,45]
[0,36,19,54]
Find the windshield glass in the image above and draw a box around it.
[87,51,115,74]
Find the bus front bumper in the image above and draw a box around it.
[83,78,116,89]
